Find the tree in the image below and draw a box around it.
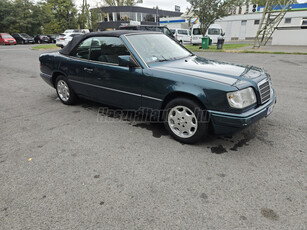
[42,0,78,34]
[187,0,237,36]
[103,0,142,6]
[0,0,45,35]
[89,7,103,31]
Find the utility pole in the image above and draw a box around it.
[81,0,89,29]
[253,0,295,48]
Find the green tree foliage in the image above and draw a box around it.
[103,0,142,6]
[0,0,44,35]
[89,8,103,31]
[188,0,237,36]
[42,0,78,34]
[0,0,79,35]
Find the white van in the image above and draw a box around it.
[170,28,191,44]
[191,24,224,45]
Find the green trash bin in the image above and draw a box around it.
[201,36,210,49]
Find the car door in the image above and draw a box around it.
[85,36,143,109]
[61,37,96,98]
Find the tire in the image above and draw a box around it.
[163,98,208,144]
[55,75,77,105]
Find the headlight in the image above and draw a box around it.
[227,87,257,109]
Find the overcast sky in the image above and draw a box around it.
[81,0,306,12]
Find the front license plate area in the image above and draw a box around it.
[266,103,274,116]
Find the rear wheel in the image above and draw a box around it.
[163,98,208,144]
[55,76,77,105]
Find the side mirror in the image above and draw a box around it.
[221,32,225,37]
[118,55,138,68]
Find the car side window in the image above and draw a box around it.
[71,38,92,59]
[89,37,130,65]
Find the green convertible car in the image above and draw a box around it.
[39,31,276,144]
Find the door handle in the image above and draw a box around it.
[84,67,93,72]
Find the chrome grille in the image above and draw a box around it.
[258,80,271,104]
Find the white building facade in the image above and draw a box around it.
[216,11,307,45]
[160,3,307,46]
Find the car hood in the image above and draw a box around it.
[151,56,266,87]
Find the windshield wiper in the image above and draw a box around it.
[156,55,170,62]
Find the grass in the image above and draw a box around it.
[185,43,307,55]
[185,43,252,52]
[32,44,58,50]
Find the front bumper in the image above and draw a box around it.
[209,90,277,134]
[4,40,16,45]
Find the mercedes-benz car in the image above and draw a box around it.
[39,31,276,144]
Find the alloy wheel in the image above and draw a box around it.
[57,80,70,102]
[168,105,198,138]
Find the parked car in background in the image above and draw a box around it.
[56,33,83,48]
[34,35,51,44]
[170,28,191,44]
[12,33,35,44]
[39,31,276,144]
[63,29,81,34]
[119,25,174,38]
[47,34,58,43]
[0,33,16,45]
[191,24,224,45]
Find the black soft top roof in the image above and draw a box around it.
[59,30,160,55]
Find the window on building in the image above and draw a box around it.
[103,13,108,22]
[137,12,142,21]
[254,20,260,25]
[109,13,113,22]
[302,19,307,25]
[241,20,247,25]
[142,13,155,22]
[285,18,291,24]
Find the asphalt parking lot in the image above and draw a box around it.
[0,44,306,229]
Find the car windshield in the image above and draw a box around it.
[21,33,31,38]
[2,34,13,38]
[126,33,192,64]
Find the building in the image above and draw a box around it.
[159,3,307,46]
[97,6,182,31]
[216,10,307,45]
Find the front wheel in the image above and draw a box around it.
[163,98,208,144]
[55,76,77,105]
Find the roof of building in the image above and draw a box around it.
[99,6,182,17]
